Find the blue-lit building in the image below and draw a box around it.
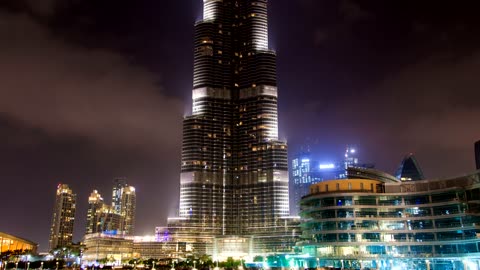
[290,146,372,215]
[298,167,480,270]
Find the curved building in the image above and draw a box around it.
[0,232,37,254]
[299,169,480,270]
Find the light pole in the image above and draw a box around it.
[56,261,59,270]
[15,262,17,270]
[26,262,30,270]
[41,262,44,270]
[193,260,196,270]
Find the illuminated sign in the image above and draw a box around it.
[319,164,335,169]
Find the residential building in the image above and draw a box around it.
[85,181,136,236]
[49,184,76,250]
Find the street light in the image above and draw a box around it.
[26,262,30,270]
[15,262,18,270]
[41,262,44,270]
[56,261,59,270]
[193,260,196,270]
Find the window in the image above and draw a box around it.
[325,185,329,192]
[348,183,352,190]
[336,183,340,191]
[360,183,364,190]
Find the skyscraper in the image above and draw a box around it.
[171,0,291,254]
[49,184,76,250]
[475,140,480,170]
[86,190,104,234]
[112,178,128,215]
[85,180,136,236]
[120,186,136,235]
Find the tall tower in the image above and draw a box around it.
[120,186,136,235]
[112,178,128,214]
[85,190,104,234]
[176,0,289,241]
[49,184,76,250]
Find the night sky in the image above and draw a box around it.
[1,0,479,252]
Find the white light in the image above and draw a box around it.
[319,164,335,169]
[301,159,310,163]
[350,149,356,153]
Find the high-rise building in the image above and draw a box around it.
[85,180,136,236]
[475,140,480,170]
[112,178,128,215]
[290,146,372,215]
[169,0,294,256]
[120,186,136,235]
[291,153,312,215]
[86,190,104,234]
[49,184,76,250]
[394,153,425,181]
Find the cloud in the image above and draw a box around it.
[0,12,183,154]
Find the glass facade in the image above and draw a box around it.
[298,171,480,270]
[394,154,425,181]
[169,0,296,256]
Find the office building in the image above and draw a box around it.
[395,153,425,181]
[49,184,76,250]
[297,167,480,270]
[290,146,372,215]
[112,178,128,215]
[476,140,480,170]
[168,0,296,257]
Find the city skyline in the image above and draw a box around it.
[0,0,480,251]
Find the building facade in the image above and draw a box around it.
[112,178,128,215]
[120,186,136,236]
[395,154,425,181]
[0,232,37,254]
[85,182,136,236]
[290,146,372,215]
[298,168,480,270]
[168,0,294,256]
[86,190,105,234]
[49,184,76,250]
